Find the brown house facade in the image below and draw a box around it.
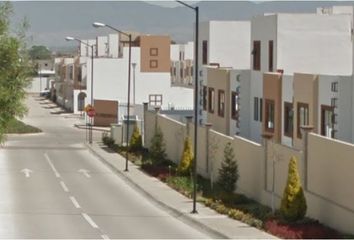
[140,35,170,73]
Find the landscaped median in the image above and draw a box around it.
[101,131,353,239]
[5,119,42,134]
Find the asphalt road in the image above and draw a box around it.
[0,96,210,239]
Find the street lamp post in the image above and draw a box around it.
[132,63,137,106]
[93,22,132,172]
[176,0,199,214]
[65,36,95,144]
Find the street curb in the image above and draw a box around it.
[85,142,229,239]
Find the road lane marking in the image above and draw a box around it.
[69,196,81,208]
[82,213,99,229]
[21,168,33,178]
[101,234,110,239]
[78,169,91,178]
[60,181,69,192]
[44,153,61,178]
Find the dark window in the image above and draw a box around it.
[284,102,293,138]
[321,105,334,138]
[259,98,263,122]
[202,40,208,65]
[297,102,309,139]
[208,87,215,113]
[231,91,239,120]
[254,97,259,121]
[268,40,273,72]
[331,82,338,92]
[252,41,261,71]
[218,90,225,117]
[265,99,275,133]
[203,86,207,111]
[150,48,158,56]
[180,67,183,78]
[150,60,158,68]
[149,94,162,106]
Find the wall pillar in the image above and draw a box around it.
[205,123,212,174]
[261,133,274,191]
[300,125,314,190]
[185,116,193,137]
[154,106,161,134]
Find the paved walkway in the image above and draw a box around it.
[86,142,277,239]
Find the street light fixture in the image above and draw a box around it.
[66,36,95,144]
[93,21,132,172]
[176,0,199,214]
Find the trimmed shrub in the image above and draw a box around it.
[216,142,239,194]
[129,123,142,152]
[149,126,167,164]
[102,132,114,147]
[177,137,193,175]
[280,156,307,222]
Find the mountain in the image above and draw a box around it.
[7,1,354,49]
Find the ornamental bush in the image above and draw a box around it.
[129,123,142,152]
[216,142,239,194]
[177,137,193,175]
[280,156,307,222]
[149,126,167,165]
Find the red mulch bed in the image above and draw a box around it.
[141,165,171,181]
[265,218,341,239]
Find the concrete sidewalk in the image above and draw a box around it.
[86,142,277,239]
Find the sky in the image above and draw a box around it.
[7,0,354,50]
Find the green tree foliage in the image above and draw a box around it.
[129,123,142,152]
[0,2,32,142]
[29,45,51,60]
[149,126,167,164]
[280,156,307,222]
[216,142,239,194]
[177,137,193,175]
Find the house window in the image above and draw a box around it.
[150,48,158,56]
[149,94,162,106]
[252,41,261,71]
[254,97,259,121]
[331,82,338,92]
[321,105,334,138]
[297,102,309,139]
[265,99,275,132]
[259,98,263,122]
[203,86,207,111]
[150,60,158,68]
[231,91,239,120]
[190,66,193,76]
[331,98,338,108]
[202,40,208,65]
[180,67,184,79]
[218,90,225,117]
[268,40,273,72]
[208,87,215,113]
[284,102,293,138]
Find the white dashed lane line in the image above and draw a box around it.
[60,181,69,192]
[69,196,81,208]
[44,153,61,178]
[82,213,99,229]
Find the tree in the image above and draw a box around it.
[280,156,307,222]
[177,137,193,175]
[0,2,32,143]
[149,126,167,164]
[29,45,51,60]
[129,123,142,152]
[216,142,239,194]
